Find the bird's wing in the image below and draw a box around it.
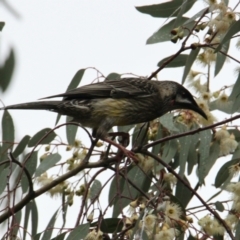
[41,78,159,100]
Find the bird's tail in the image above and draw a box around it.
[1,101,61,111]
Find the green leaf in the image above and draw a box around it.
[21,151,38,193]
[205,141,220,176]
[181,48,200,84]
[1,110,14,162]
[66,69,85,91]
[13,135,30,158]
[35,153,61,177]
[215,157,240,188]
[198,130,212,184]
[135,0,195,18]
[0,49,15,92]
[183,8,208,25]
[89,179,102,201]
[105,73,121,81]
[209,99,234,114]
[31,200,38,236]
[109,173,124,208]
[23,202,32,240]
[157,54,188,68]
[55,68,85,125]
[28,128,56,147]
[215,201,224,212]
[147,17,192,44]
[173,0,191,29]
[51,232,67,240]
[0,22,5,31]
[34,233,42,240]
[162,139,178,166]
[159,113,178,132]
[10,210,22,238]
[214,41,230,77]
[131,123,149,147]
[91,218,123,233]
[187,134,199,175]
[66,117,78,145]
[117,124,134,136]
[229,72,240,100]
[176,175,192,208]
[229,129,240,142]
[112,166,151,217]
[0,168,9,194]
[152,123,164,156]
[66,223,90,240]
[235,220,240,239]
[41,208,59,240]
[179,135,192,176]
[207,190,222,202]
[187,235,197,240]
[215,19,240,52]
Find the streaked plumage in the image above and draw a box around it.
[1,78,207,138]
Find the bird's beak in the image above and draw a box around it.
[175,95,208,120]
[189,102,208,120]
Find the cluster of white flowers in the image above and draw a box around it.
[66,139,88,171]
[37,172,69,197]
[198,215,225,236]
[84,229,103,240]
[226,182,240,213]
[127,199,184,240]
[215,126,238,156]
[135,153,155,173]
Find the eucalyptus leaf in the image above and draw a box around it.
[66,117,78,145]
[51,232,67,240]
[0,49,15,92]
[55,68,85,125]
[89,179,102,201]
[215,201,224,212]
[105,72,121,81]
[198,130,212,184]
[215,19,240,52]
[35,153,61,177]
[66,223,90,240]
[41,208,59,240]
[112,166,151,217]
[214,41,230,77]
[181,48,200,84]
[229,72,240,101]
[179,135,193,176]
[176,175,192,208]
[215,157,240,188]
[157,54,188,68]
[21,151,38,193]
[136,0,195,18]
[0,22,5,31]
[28,128,56,147]
[1,110,14,162]
[13,135,30,158]
[147,17,194,44]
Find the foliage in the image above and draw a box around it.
[1,1,240,240]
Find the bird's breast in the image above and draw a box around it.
[91,97,162,126]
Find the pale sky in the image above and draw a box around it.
[0,0,239,238]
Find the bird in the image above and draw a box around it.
[1,78,207,138]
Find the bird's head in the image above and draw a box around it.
[159,81,208,120]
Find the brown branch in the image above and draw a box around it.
[141,114,240,150]
[148,8,209,80]
[0,156,117,223]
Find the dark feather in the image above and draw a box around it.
[40,78,159,100]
